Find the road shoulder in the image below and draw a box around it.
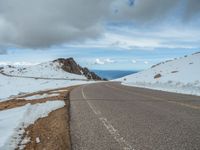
[0,87,74,150]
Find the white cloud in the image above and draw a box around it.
[0,0,200,49]
[131,59,137,63]
[144,61,149,65]
[0,62,8,66]
[65,26,200,50]
[94,58,116,65]
[95,59,105,65]
[0,0,116,48]
[105,58,116,63]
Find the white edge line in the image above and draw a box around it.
[81,87,101,115]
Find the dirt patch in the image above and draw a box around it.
[23,106,71,150]
[0,94,64,111]
[0,86,75,111]
[23,92,71,150]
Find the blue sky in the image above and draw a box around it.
[0,46,198,70]
[0,0,200,70]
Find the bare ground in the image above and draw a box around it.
[23,99,71,150]
[0,87,73,110]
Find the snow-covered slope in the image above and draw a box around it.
[117,52,200,96]
[0,73,92,101]
[1,61,86,79]
[0,101,65,150]
[0,59,96,100]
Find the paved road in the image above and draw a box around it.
[70,82,200,150]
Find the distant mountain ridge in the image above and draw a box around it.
[1,58,102,80]
[53,58,102,80]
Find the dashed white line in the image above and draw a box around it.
[99,117,134,150]
[81,87,101,115]
[81,86,134,150]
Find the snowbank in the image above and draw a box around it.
[0,101,65,150]
[117,52,200,96]
[19,93,60,100]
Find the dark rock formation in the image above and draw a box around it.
[154,73,162,79]
[171,71,178,73]
[53,58,102,80]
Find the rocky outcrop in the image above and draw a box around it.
[53,58,102,80]
[154,73,161,79]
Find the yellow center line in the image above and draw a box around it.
[105,84,200,110]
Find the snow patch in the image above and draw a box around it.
[35,137,40,144]
[20,93,60,100]
[0,101,65,150]
[50,89,69,93]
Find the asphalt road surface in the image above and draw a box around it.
[70,82,200,150]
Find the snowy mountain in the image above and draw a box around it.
[0,58,100,100]
[1,58,101,80]
[117,52,200,96]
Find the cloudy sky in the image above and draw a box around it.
[0,0,200,70]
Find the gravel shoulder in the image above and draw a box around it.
[24,101,71,150]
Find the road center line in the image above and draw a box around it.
[81,86,134,150]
